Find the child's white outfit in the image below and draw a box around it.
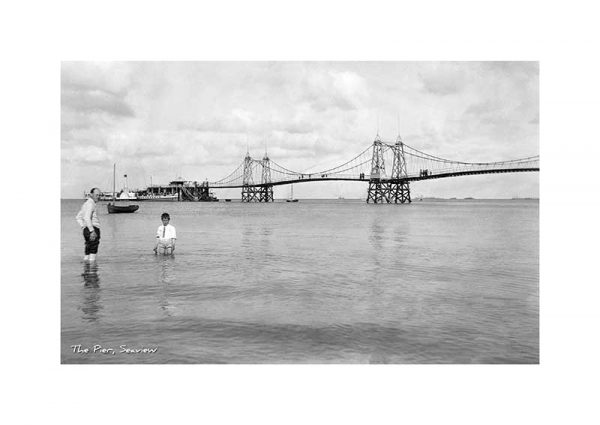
[156,223,177,249]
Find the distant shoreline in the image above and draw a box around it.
[61,197,539,201]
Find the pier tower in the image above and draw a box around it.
[366,136,387,203]
[259,152,274,202]
[241,151,260,202]
[366,134,411,203]
[241,151,273,202]
[390,134,411,203]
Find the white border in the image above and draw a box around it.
[4,1,599,424]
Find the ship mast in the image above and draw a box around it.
[112,163,116,202]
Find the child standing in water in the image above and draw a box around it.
[154,213,177,255]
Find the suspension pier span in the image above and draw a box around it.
[207,136,539,203]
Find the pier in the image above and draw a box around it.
[95,135,539,203]
[98,178,218,202]
[208,135,539,203]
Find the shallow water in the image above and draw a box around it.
[61,198,538,363]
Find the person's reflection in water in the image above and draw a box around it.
[80,261,102,322]
[158,257,176,317]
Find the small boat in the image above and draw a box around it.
[107,203,139,213]
[225,199,232,202]
[286,184,298,202]
[107,164,139,214]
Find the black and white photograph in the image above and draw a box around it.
[5,2,600,424]
[61,61,539,364]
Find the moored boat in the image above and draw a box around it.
[107,204,139,213]
[107,164,139,214]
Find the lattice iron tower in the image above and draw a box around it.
[241,151,274,202]
[241,151,260,202]
[366,134,411,203]
[259,152,274,202]
[366,136,388,203]
[390,134,411,203]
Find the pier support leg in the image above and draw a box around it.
[242,185,260,202]
[367,179,385,203]
[242,185,273,202]
[366,180,411,204]
[395,181,411,204]
[259,185,273,202]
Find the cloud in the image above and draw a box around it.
[61,111,104,140]
[62,88,134,117]
[300,70,368,111]
[183,109,259,134]
[61,62,135,143]
[419,63,469,95]
[61,61,132,95]
[62,145,111,164]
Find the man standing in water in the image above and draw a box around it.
[76,188,101,262]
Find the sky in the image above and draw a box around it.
[61,61,539,199]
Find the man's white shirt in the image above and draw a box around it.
[76,198,99,229]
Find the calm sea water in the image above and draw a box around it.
[61,198,538,364]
